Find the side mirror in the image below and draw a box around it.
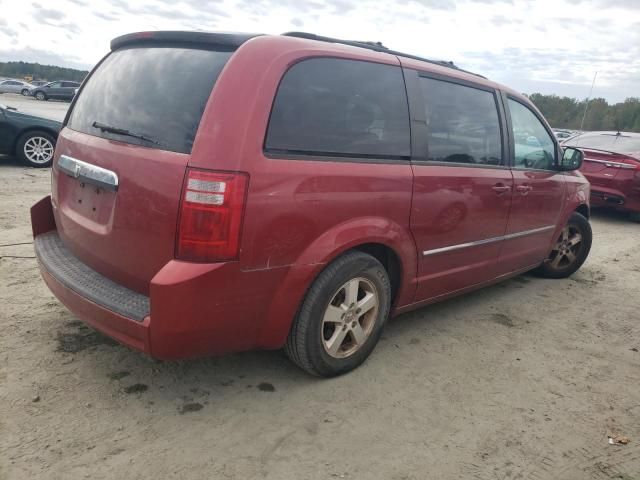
[559,147,583,171]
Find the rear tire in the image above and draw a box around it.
[16,131,56,168]
[21,88,30,96]
[533,212,592,279]
[285,251,391,377]
[629,212,640,223]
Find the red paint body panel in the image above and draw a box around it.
[32,33,591,360]
[39,266,151,353]
[498,169,566,271]
[52,129,188,294]
[579,148,640,214]
[411,165,513,300]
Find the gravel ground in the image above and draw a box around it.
[1,160,639,480]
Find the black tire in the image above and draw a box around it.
[21,88,30,96]
[629,212,640,223]
[285,251,391,377]
[35,91,46,101]
[533,212,592,279]
[16,131,56,168]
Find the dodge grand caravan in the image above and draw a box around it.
[31,31,592,376]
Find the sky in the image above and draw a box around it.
[0,0,638,102]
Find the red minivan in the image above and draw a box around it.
[31,31,592,376]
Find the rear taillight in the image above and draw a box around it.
[176,168,248,262]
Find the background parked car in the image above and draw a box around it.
[0,103,61,167]
[31,80,81,101]
[0,79,35,96]
[564,131,640,222]
[553,128,577,140]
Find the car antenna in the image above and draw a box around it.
[579,71,598,132]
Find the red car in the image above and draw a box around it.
[563,131,640,222]
[31,31,592,376]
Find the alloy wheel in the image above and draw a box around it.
[547,225,583,270]
[23,136,54,164]
[321,277,379,359]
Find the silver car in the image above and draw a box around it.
[0,79,35,96]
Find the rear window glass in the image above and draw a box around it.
[265,58,410,159]
[419,77,503,165]
[67,46,233,154]
[566,133,640,154]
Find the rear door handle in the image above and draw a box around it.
[492,184,512,194]
[516,185,533,194]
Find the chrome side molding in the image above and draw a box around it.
[422,225,555,257]
[584,158,637,170]
[57,155,119,191]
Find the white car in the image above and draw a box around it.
[0,79,35,96]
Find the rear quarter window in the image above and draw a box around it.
[67,46,233,154]
[265,58,410,159]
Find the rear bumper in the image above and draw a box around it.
[35,229,152,354]
[31,196,304,359]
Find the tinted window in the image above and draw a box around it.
[565,133,640,154]
[508,99,556,170]
[49,82,61,87]
[419,77,502,165]
[68,46,233,154]
[265,58,410,158]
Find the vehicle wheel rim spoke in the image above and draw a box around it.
[568,232,582,246]
[322,277,379,359]
[565,250,577,263]
[357,292,376,316]
[350,322,366,346]
[550,252,563,268]
[344,279,359,306]
[326,327,349,356]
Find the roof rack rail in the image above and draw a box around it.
[282,32,486,79]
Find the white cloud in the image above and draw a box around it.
[0,0,638,101]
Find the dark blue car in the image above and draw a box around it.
[0,103,61,167]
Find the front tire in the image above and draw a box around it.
[21,88,30,96]
[629,211,640,223]
[285,251,391,377]
[35,91,46,101]
[533,212,592,278]
[16,131,56,168]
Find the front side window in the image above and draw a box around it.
[419,77,503,166]
[49,82,62,88]
[508,99,556,170]
[265,58,410,158]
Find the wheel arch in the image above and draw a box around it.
[254,217,418,349]
[575,203,590,219]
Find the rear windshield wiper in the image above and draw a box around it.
[92,121,160,145]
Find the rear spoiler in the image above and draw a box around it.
[110,31,261,51]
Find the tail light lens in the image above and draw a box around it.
[176,168,248,262]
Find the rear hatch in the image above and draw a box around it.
[52,33,245,294]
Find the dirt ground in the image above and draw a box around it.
[1,158,639,480]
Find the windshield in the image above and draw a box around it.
[67,45,233,154]
[566,133,640,154]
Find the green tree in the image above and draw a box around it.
[529,94,640,133]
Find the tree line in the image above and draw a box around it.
[0,61,88,83]
[528,94,640,133]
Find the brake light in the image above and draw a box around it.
[176,168,248,262]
